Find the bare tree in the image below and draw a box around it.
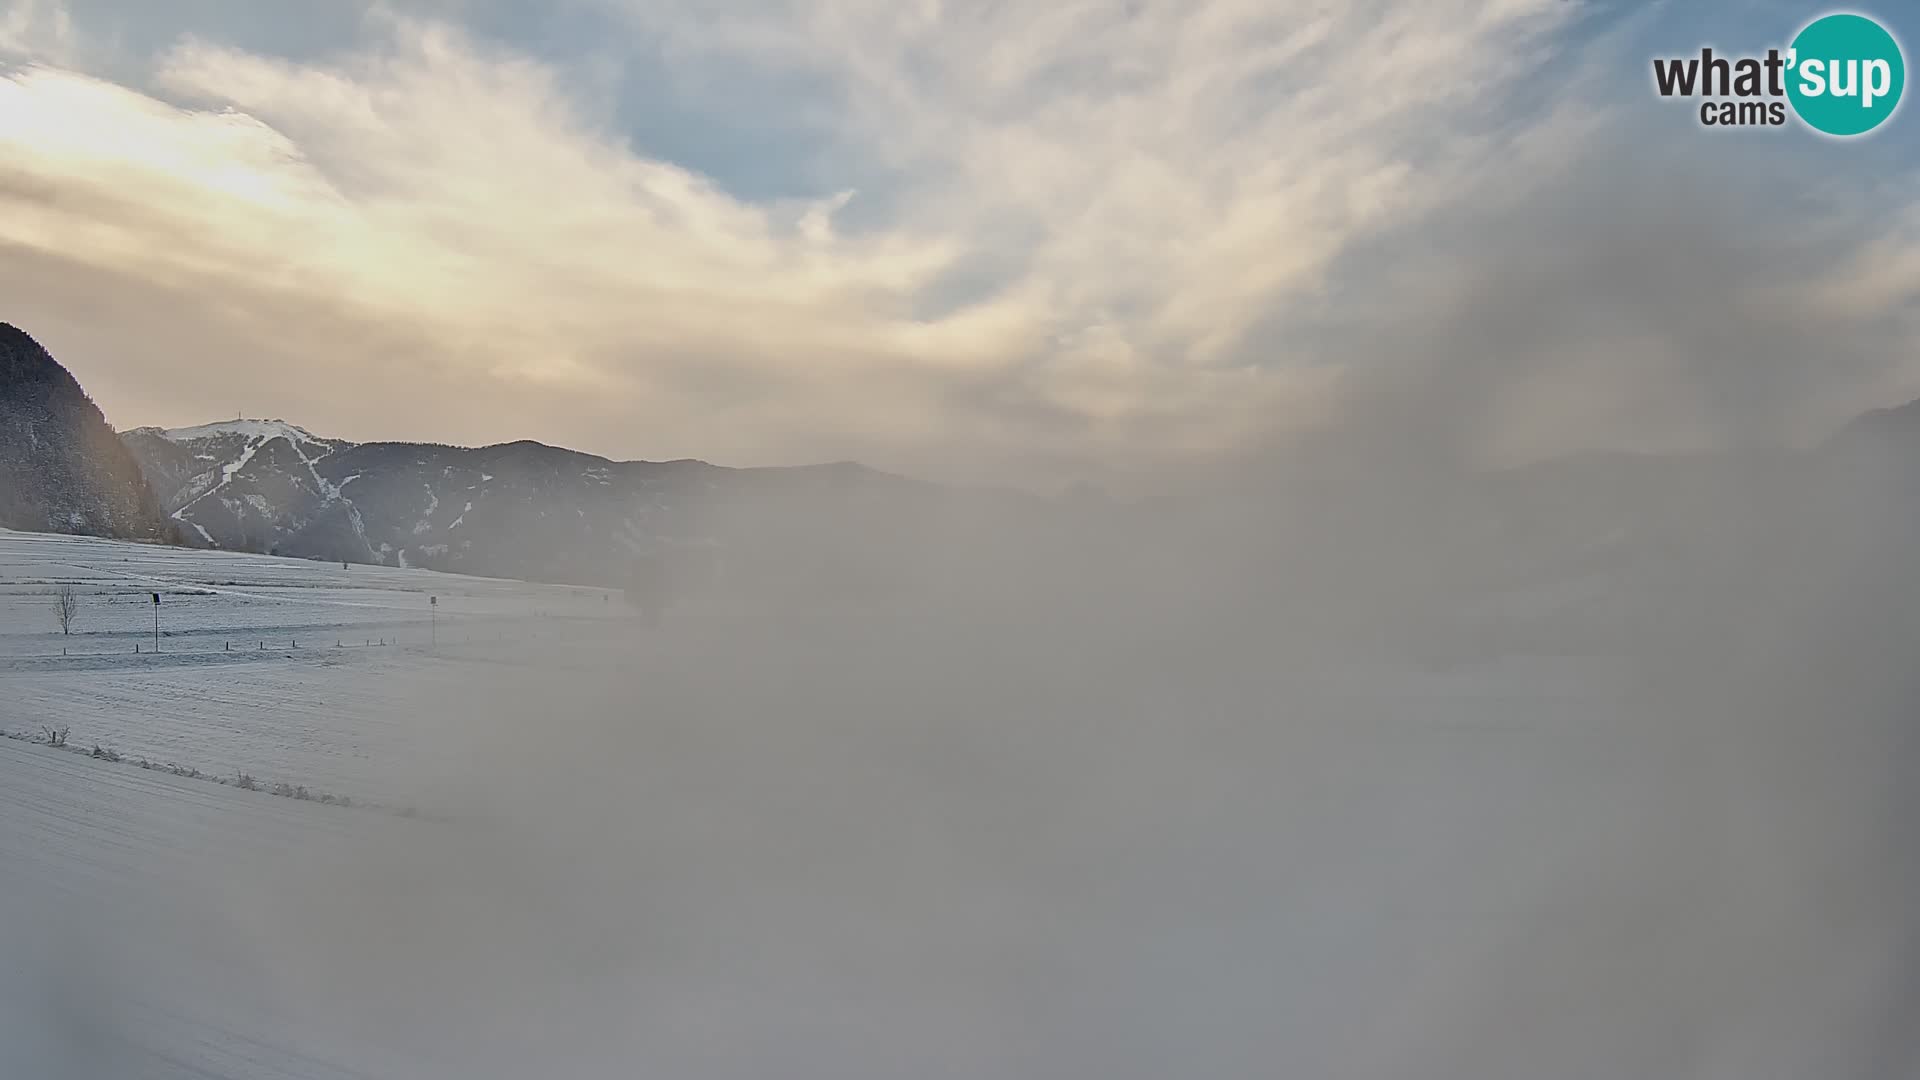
[53,587,78,636]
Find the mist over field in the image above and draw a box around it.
[7,293,1920,1079]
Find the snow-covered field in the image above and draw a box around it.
[1,527,1627,808]
[0,738,439,1077]
[0,528,647,804]
[3,527,1901,1078]
[0,527,627,653]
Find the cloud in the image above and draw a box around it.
[0,1,1915,484]
[0,0,72,62]
[1268,139,1920,480]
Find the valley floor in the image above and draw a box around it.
[0,528,1909,1079]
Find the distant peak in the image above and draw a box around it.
[158,418,325,444]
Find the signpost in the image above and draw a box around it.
[429,595,438,648]
[150,592,160,653]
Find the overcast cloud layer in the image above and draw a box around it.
[2,0,1918,484]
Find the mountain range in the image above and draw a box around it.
[117,418,957,594]
[12,318,1920,649]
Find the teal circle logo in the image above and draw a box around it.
[1787,13,1905,136]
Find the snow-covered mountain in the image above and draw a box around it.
[121,420,937,591]
[120,420,355,552]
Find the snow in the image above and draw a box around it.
[0,528,635,806]
[162,422,354,544]
[158,418,325,445]
[170,425,275,520]
[411,486,441,535]
[0,739,434,1077]
[0,531,670,1077]
[218,444,255,486]
[4,524,1884,1078]
[0,524,1635,820]
[286,427,343,499]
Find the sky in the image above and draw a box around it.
[1,0,1917,486]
